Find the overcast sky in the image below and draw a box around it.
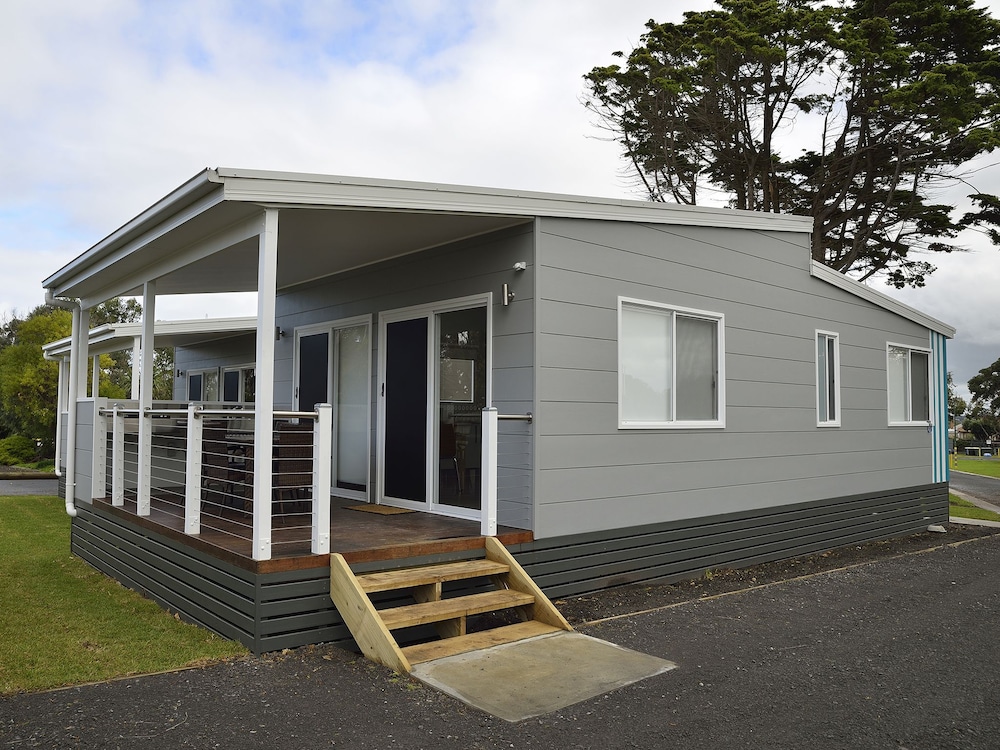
[2,0,999,398]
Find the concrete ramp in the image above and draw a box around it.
[410,631,677,722]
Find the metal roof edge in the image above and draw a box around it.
[42,169,223,293]
[42,316,257,358]
[214,167,814,233]
[810,261,956,338]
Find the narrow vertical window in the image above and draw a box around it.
[887,344,931,425]
[816,331,840,426]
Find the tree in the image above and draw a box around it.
[948,372,967,420]
[969,356,1000,415]
[0,306,71,448]
[583,0,1000,287]
[0,298,173,455]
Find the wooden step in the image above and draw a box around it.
[356,559,509,593]
[402,620,562,665]
[379,589,535,630]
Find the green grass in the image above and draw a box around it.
[0,495,246,695]
[949,493,1000,522]
[952,455,1000,478]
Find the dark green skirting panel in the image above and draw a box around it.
[70,483,948,653]
[507,483,949,599]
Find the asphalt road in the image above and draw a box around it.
[0,478,58,496]
[950,470,1000,507]
[3,532,999,749]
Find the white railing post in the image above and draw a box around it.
[481,407,498,537]
[92,398,108,500]
[184,402,202,535]
[137,408,152,516]
[111,405,125,506]
[312,403,333,554]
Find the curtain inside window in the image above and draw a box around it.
[888,346,909,422]
[621,305,671,422]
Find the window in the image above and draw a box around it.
[223,365,256,404]
[816,331,840,426]
[618,298,724,428]
[887,344,930,424]
[187,369,219,401]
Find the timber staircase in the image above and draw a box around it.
[329,537,572,673]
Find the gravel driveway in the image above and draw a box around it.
[3,530,999,749]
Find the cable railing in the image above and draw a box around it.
[96,401,332,560]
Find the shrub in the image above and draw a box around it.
[0,435,37,465]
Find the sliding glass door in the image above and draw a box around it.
[295,317,371,499]
[378,296,490,518]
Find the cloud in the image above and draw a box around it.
[2,0,997,387]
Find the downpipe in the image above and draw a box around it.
[44,289,79,517]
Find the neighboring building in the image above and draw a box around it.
[42,168,953,652]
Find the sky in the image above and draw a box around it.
[2,0,999,399]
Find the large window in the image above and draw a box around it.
[887,344,930,425]
[816,331,840,426]
[618,298,724,428]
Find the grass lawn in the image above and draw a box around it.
[949,493,1000,522]
[952,456,1000,479]
[0,495,246,695]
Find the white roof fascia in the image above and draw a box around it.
[74,212,264,309]
[810,260,956,338]
[43,317,257,360]
[215,167,814,234]
[42,170,224,296]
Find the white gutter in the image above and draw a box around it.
[44,290,79,517]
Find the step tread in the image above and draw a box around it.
[357,559,509,593]
[379,589,535,630]
[402,620,563,664]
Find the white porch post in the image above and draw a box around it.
[481,407,498,537]
[137,280,156,516]
[91,355,100,398]
[130,336,141,399]
[312,403,332,554]
[184,402,202,534]
[252,208,279,561]
[63,305,88,515]
[111,405,125,506]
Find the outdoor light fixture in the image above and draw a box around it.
[502,283,515,306]
[275,327,285,340]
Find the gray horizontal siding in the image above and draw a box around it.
[533,216,937,539]
[511,483,948,599]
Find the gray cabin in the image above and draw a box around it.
[42,168,954,654]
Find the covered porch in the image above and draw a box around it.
[43,169,539,563]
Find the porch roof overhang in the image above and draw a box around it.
[42,316,257,361]
[41,167,815,309]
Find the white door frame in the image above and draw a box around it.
[293,314,373,502]
[376,293,492,519]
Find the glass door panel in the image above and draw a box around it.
[334,325,369,492]
[383,317,428,503]
[436,307,487,511]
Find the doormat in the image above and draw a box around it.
[345,504,416,515]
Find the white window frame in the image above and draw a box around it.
[816,330,841,427]
[222,363,256,404]
[187,368,220,402]
[886,342,931,426]
[617,297,725,430]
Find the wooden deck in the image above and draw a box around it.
[92,496,533,575]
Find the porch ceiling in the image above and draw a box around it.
[48,200,529,305]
